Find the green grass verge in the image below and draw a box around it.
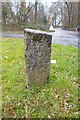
[1,38,78,118]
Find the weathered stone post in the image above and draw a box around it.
[24,29,52,86]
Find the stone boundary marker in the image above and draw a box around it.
[24,28,53,86]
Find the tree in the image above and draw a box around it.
[62,2,78,29]
[2,2,16,31]
[49,2,63,27]
[2,2,14,24]
[78,1,80,26]
[34,0,38,23]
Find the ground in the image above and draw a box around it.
[1,38,78,118]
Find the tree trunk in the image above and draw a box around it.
[78,1,80,26]
[35,0,37,24]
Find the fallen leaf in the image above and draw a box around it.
[48,115,51,118]
[12,60,16,64]
[54,89,57,93]
[59,104,64,112]
[6,50,9,53]
[4,56,8,59]
[26,114,29,118]
[54,95,59,100]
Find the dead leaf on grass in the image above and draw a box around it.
[54,95,59,100]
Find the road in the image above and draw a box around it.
[52,28,79,48]
[1,28,80,48]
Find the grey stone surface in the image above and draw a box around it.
[24,28,52,86]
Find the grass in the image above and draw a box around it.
[1,38,78,118]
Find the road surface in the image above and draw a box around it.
[52,28,79,48]
[1,28,80,48]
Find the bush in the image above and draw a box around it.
[26,24,49,31]
[2,23,49,31]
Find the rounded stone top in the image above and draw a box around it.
[24,28,54,36]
